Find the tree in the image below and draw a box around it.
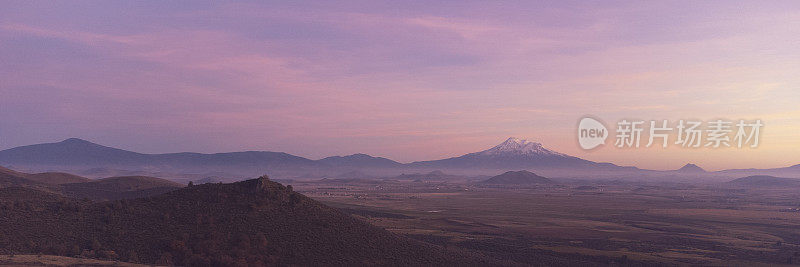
[169,240,191,262]
[70,245,81,256]
[127,250,139,263]
[99,250,118,260]
[156,252,174,266]
[90,239,102,251]
[255,233,268,248]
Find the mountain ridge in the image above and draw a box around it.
[409,137,598,170]
[1,138,797,179]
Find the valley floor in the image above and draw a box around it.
[294,180,800,266]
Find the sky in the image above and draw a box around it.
[1,1,799,171]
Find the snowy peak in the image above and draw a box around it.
[478,137,566,157]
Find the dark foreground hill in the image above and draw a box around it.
[0,176,495,266]
[727,175,800,187]
[481,170,553,184]
[60,176,183,201]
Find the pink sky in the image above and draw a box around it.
[1,1,799,170]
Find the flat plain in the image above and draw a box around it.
[294,179,800,266]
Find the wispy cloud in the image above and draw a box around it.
[1,1,799,168]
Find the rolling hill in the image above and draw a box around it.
[0,166,182,201]
[0,166,88,188]
[60,176,183,201]
[0,139,402,178]
[0,176,494,266]
[0,138,319,176]
[318,153,402,169]
[727,175,800,187]
[675,163,706,173]
[0,138,148,167]
[480,170,553,184]
[24,172,92,184]
[717,164,800,179]
[0,169,45,188]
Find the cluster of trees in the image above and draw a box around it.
[151,232,276,266]
[0,183,293,265]
[0,178,491,266]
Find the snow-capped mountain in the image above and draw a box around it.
[476,137,568,157]
[410,137,594,169]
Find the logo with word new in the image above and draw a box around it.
[578,117,608,150]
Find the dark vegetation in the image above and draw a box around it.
[60,176,182,201]
[0,172,496,266]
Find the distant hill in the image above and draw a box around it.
[716,164,800,179]
[0,176,492,266]
[0,166,181,201]
[0,166,27,177]
[727,175,800,187]
[318,153,402,169]
[393,170,460,181]
[480,170,553,184]
[675,163,706,173]
[0,138,402,178]
[0,138,147,167]
[334,170,372,179]
[0,169,45,188]
[0,138,319,176]
[24,172,92,184]
[0,166,88,188]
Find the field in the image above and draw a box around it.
[293,180,800,266]
[0,254,149,266]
